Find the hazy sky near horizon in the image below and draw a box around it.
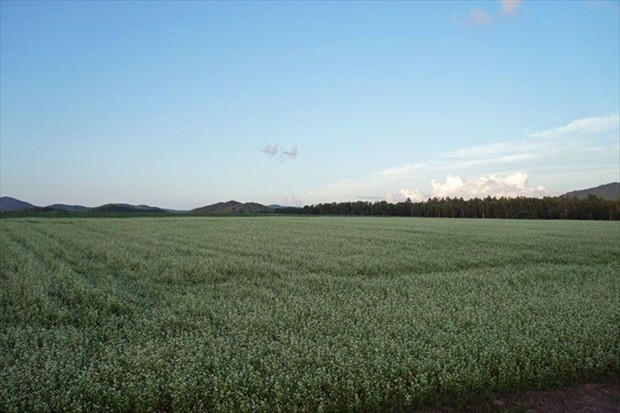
[1,0,619,209]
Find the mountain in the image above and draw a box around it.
[0,196,36,212]
[562,182,620,200]
[0,201,172,217]
[190,200,272,215]
[46,204,90,212]
[89,203,169,214]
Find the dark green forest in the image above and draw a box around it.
[2,195,619,220]
[279,195,620,220]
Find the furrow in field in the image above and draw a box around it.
[0,223,89,326]
[32,220,323,280]
[21,221,309,302]
[0,223,154,324]
[23,218,620,281]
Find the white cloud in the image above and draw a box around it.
[306,176,383,203]
[400,188,425,202]
[464,0,522,27]
[469,9,495,26]
[431,172,546,199]
[375,163,426,179]
[384,188,425,203]
[444,142,515,159]
[529,114,620,139]
[375,153,540,179]
[281,195,303,207]
[501,0,522,15]
[302,114,619,204]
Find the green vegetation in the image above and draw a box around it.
[563,182,620,200]
[1,217,619,412]
[189,200,273,215]
[281,195,620,220]
[3,191,620,220]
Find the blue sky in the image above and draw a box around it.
[1,0,618,209]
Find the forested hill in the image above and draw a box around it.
[562,182,620,200]
[0,196,35,212]
[278,195,620,220]
[190,201,272,214]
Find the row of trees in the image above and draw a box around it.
[279,195,620,220]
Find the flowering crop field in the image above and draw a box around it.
[1,217,619,412]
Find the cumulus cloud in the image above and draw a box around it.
[501,0,522,15]
[261,144,299,162]
[384,188,425,203]
[281,195,303,207]
[302,113,618,204]
[430,172,546,199]
[308,172,547,204]
[529,114,620,139]
[400,188,425,202]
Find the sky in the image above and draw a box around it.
[1,0,619,209]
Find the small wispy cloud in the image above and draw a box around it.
[281,145,298,160]
[261,144,279,157]
[464,0,522,26]
[374,153,540,179]
[470,9,495,26]
[585,0,620,13]
[501,0,522,15]
[529,114,620,139]
[261,144,299,162]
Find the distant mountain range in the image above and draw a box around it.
[0,197,279,215]
[0,197,151,214]
[1,182,618,215]
[561,182,620,200]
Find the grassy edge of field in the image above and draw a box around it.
[417,371,620,413]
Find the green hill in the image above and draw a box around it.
[89,204,171,214]
[562,182,620,200]
[0,196,35,212]
[190,200,272,215]
[46,204,90,212]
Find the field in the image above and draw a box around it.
[1,217,619,412]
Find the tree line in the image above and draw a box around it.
[278,195,620,220]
